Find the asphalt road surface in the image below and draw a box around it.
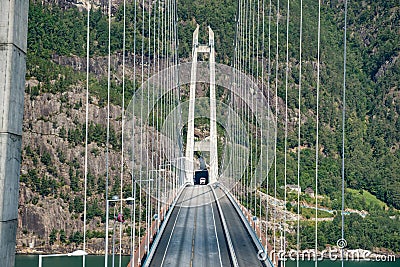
[149,185,231,267]
[213,185,267,267]
[148,184,268,267]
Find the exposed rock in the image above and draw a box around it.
[374,52,400,81]
[18,84,126,253]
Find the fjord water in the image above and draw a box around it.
[15,255,397,267]
[15,255,131,267]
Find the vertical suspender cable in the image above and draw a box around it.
[341,1,348,266]
[315,0,321,266]
[252,0,257,230]
[118,0,127,266]
[174,0,183,189]
[171,0,176,195]
[273,0,280,254]
[246,0,251,212]
[247,0,251,208]
[169,0,173,200]
[156,0,162,231]
[237,0,241,200]
[233,0,237,199]
[131,0,138,264]
[262,0,266,248]
[241,0,246,204]
[169,0,172,201]
[232,1,241,199]
[241,0,245,204]
[232,0,236,199]
[104,0,112,266]
[237,0,242,203]
[256,0,262,237]
[146,1,152,253]
[161,1,169,211]
[249,0,254,222]
[152,0,158,233]
[160,0,165,217]
[242,0,245,203]
[296,0,303,266]
[170,0,175,194]
[283,0,290,264]
[251,0,255,222]
[161,0,166,219]
[174,0,182,190]
[235,0,239,200]
[172,0,176,194]
[232,0,239,200]
[248,0,253,219]
[240,0,245,205]
[166,0,171,198]
[138,0,146,260]
[244,0,248,208]
[150,0,155,244]
[83,3,91,267]
[173,0,176,195]
[169,0,173,191]
[236,0,241,202]
[265,0,272,250]
[169,0,173,197]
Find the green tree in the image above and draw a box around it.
[49,229,57,245]
[69,231,83,245]
[59,229,66,243]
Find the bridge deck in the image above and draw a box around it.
[148,185,230,266]
[146,184,268,267]
[213,185,268,267]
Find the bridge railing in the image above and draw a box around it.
[128,183,190,267]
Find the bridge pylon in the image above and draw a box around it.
[0,1,29,267]
[185,25,218,185]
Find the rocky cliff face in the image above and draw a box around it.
[17,81,126,253]
[18,37,171,252]
[32,0,134,13]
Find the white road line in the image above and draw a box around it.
[160,187,191,266]
[211,184,239,267]
[209,185,223,267]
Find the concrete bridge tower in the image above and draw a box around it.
[0,1,29,266]
[185,25,218,184]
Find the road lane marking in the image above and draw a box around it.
[160,187,191,266]
[209,185,223,267]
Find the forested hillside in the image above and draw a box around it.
[176,0,400,209]
[20,0,399,254]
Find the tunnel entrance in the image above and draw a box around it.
[194,170,209,185]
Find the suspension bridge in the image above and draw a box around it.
[0,0,350,267]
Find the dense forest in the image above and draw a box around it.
[23,0,399,253]
[177,0,400,216]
